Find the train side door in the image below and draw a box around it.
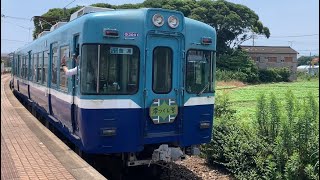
[48,42,59,116]
[71,34,80,134]
[17,55,20,91]
[27,51,32,99]
[143,34,183,143]
[43,50,50,113]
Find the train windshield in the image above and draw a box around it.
[186,50,213,94]
[81,44,139,95]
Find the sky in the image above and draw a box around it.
[1,0,319,57]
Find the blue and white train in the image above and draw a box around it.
[10,6,216,166]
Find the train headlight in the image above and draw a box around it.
[168,15,179,28]
[152,14,164,27]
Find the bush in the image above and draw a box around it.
[297,71,319,81]
[277,68,290,82]
[202,93,265,179]
[202,90,319,180]
[258,68,290,83]
[216,69,247,82]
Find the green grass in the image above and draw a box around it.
[216,78,319,121]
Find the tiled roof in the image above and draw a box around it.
[239,45,299,54]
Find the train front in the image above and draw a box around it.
[76,8,216,166]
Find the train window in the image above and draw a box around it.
[34,53,38,82]
[21,56,24,78]
[43,51,49,85]
[17,56,20,76]
[60,46,69,91]
[26,55,29,79]
[20,56,23,78]
[30,54,34,81]
[186,50,213,94]
[152,47,172,94]
[14,58,16,75]
[23,55,28,79]
[81,45,98,94]
[13,57,15,75]
[17,56,20,77]
[14,57,16,75]
[37,52,43,83]
[51,44,58,86]
[80,44,139,95]
[99,45,139,94]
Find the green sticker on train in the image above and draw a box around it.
[149,99,178,124]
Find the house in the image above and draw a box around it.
[239,45,299,80]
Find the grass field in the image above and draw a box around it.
[216,78,319,121]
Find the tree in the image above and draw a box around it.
[90,3,114,8]
[297,55,319,66]
[217,49,259,83]
[206,0,270,55]
[32,6,83,39]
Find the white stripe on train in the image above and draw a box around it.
[16,77,215,109]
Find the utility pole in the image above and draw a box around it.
[252,33,257,46]
[252,35,254,46]
[309,52,312,68]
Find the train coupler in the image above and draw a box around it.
[152,144,184,162]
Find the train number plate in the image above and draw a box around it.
[110,47,133,55]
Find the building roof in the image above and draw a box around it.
[239,45,299,54]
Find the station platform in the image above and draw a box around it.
[1,74,107,180]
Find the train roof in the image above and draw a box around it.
[14,8,216,54]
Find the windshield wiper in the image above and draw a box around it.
[197,83,210,96]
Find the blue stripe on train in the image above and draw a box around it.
[77,108,144,154]
[76,104,214,154]
[181,105,214,146]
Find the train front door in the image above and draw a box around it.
[143,34,183,143]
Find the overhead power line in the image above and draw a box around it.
[2,20,33,30]
[296,49,319,51]
[258,34,319,38]
[1,14,31,21]
[1,39,29,43]
[272,34,319,38]
[64,0,77,8]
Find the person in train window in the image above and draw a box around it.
[61,52,79,76]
